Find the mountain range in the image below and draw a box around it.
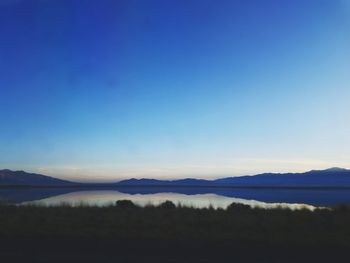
[0,169,75,186]
[117,167,350,187]
[1,167,350,187]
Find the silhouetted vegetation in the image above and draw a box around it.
[159,200,177,209]
[1,201,350,262]
[115,199,138,209]
[227,202,251,211]
[0,201,349,249]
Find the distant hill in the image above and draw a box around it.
[0,169,76,186]
[2,167,350,187]
[117,168,350,187]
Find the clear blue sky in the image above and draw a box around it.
[0,0,349,182]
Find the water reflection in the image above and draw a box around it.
[1,187,350,209]
[22,189,316,210]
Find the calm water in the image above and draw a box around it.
[2,187,350,209]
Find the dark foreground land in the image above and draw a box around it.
[1,202,350,263]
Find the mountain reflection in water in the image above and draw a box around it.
[23,190,316,210]
[2,187,350,209]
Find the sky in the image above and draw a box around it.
[0,0,349,182]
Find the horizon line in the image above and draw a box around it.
[1,166,349,184]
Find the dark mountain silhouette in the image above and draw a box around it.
[1,167,350,187]
[118,167,350,187]
[0,169,76,186]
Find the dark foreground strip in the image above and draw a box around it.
[0,238,348,263]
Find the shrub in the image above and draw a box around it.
[115,200,137,209]
[227,202,251,212]
[159,200,176,209]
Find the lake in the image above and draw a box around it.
[2,187,350,209]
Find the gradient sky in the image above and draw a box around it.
[0,0,349,182]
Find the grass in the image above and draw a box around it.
[0,200,349,248]
[1,201,350,262]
